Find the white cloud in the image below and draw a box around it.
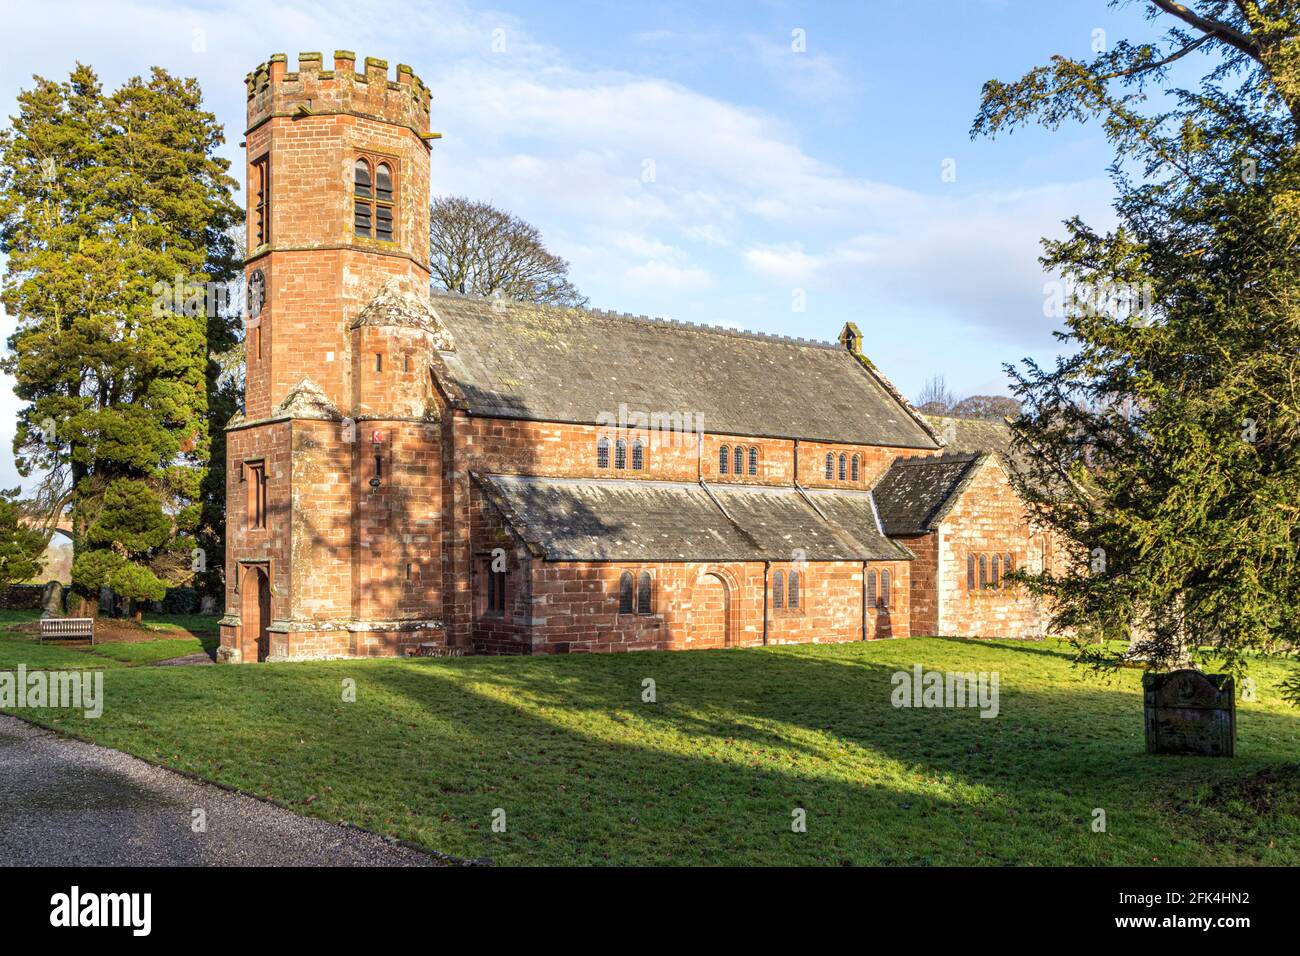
[0,0,1117,490]
[624,260,714,292]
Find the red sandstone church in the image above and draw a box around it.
[218,52,1059,663]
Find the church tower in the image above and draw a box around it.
[221,53,448,663]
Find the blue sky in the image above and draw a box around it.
[0,0,1172,489]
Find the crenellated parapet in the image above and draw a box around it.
[246,51,434,139]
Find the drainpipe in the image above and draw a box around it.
[861,560,868,641]
[793,438,799,485]
[697,427,703,482]
[762,560,770,645]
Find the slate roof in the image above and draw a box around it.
[870,453,985,536]
[430,291,939,449]
[925,414,1018,461]
[475,474,910,562]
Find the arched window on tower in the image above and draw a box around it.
[618,572,634,614]
[354,157,396,241]
[353,159,372,237]
[374,163,394,240]
[719,445,730,474]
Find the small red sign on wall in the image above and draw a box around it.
[371,429,385,444]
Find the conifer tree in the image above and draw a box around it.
[974,3,1300,697]
[0,64,239,617]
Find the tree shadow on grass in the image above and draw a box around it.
[345,645,1300,865]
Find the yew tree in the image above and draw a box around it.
[975,2,1300,697]
[0,64,240,615]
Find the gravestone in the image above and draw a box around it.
[39,580,64,618]
[199,594,218,615]
[1143,669,1235,757]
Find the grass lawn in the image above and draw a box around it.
[0,610,215,669]
[2,625,1298,866]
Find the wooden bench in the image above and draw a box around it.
[39,617,95,645]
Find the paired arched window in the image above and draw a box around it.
[632,439,645,471]
[772,571,784,609]
[879,570,890,608]
[788,571,801,609]
[851,455,860,482]
[353,158,395,240]
[734,446,745,475]
[991,554,1001,587]
[618,570,653,614]
[838,454,847,481]
[824,453,834,479]
[615,438,628,470]
[719,445,730,474]
[978,554,988,589]
[597,437,610,469]
[748,446,758,475]
[867,570,877,608]
[967,554,976,590]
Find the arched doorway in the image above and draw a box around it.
[241,565,271,662]
[690,571,732,649]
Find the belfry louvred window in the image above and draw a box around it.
[251,155,270,245]
[354,158,395,240]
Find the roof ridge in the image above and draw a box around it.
[426,286,843,351]
[892,451,983,466]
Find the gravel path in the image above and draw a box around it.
[0,714,440,866]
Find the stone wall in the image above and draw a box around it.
[935,457,1051,638]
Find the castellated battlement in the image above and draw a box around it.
[246,52,433,137]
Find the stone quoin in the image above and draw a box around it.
[219,51,1059,662]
